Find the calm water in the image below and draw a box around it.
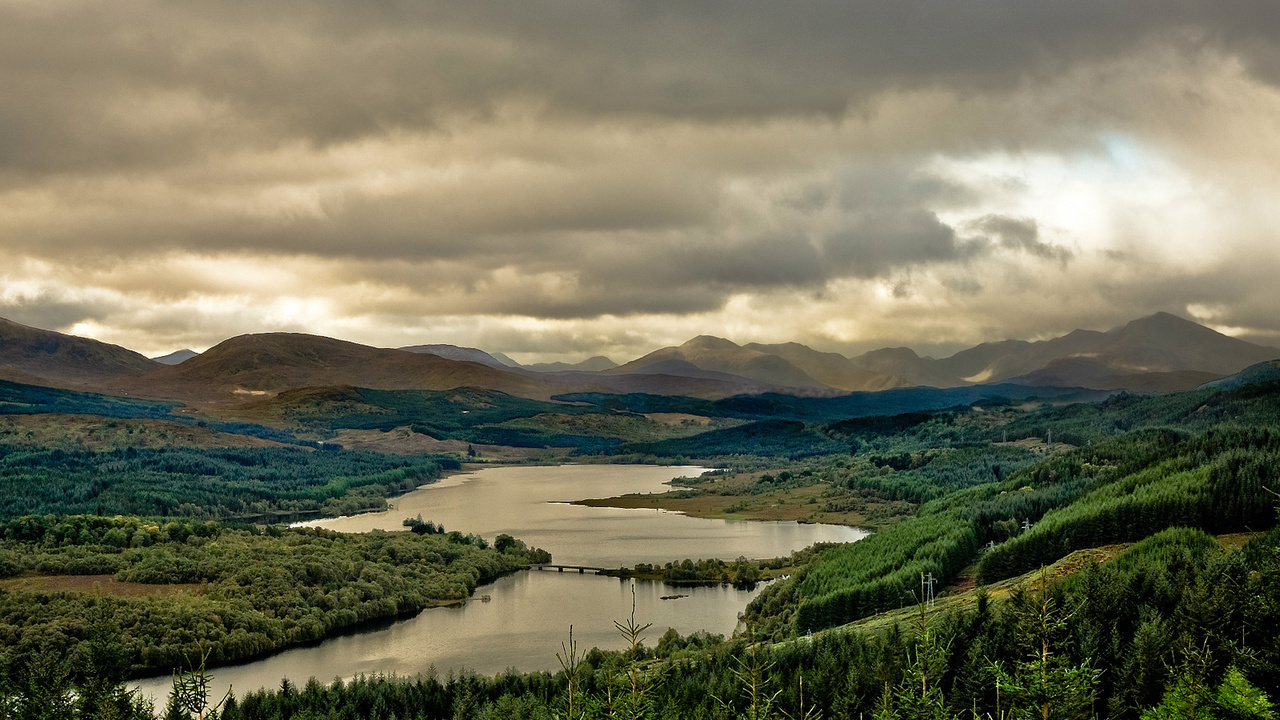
[133,464,866,705]
[298,464,862,567]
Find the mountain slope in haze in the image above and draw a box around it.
[932,330,1106,383]
[610,336,830,390]
[399,344,512,370]
[847,346,967,388]
[152,349,199,365]
[743,342,909,392]
[1014,356,1224,393]
[523,356,618,372]
[489,352,521,368]
[0,317,160,386]
[126,333,556,403]
[838,312,1279,391]
[1004,313,1279,390]
[1087,311,1278,374]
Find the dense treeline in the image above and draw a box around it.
[0,445,458,520]
[0,379,178,420]
[83,526,1278,720]
[780,511,978,636]
[625,419,843,459]
[984,381,1280,446]
[833,445,1037,506]
[603,547,832,588]
[557,385,1087,425]
[271,386,595,434]
[748,426,1280,634]
[618,377,1280,461]
[978,426,1280,582]
[0,515,549,676]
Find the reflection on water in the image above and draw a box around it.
[133,464,866,705]
[134,572,763,705]
[300,464,865,567]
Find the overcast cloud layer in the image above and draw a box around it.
[3,0,1280,361]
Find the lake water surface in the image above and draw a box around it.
[133,464,866,705]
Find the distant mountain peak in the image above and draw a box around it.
[860,346,922,361]
[681,335,741,352]
[1121,311,1206,332]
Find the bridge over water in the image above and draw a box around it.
[529,563,614,575]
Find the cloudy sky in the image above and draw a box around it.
[3,0,1280,362]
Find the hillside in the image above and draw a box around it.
[123,333,557,405]
[0,317,159,386]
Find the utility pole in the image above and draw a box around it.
[921,572,936,611]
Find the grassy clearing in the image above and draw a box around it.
[0,573,208,598]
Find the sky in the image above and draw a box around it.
[3,1,1280,363]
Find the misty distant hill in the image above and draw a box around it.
[151,349,199,365]
[743,342,909,392]
[611,335,832,390]
[399,344,512,370]
[635,312,1279,394]
[2,312,1275,406]
[522,356,618,373]
[999,313,1280,391]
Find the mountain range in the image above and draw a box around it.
[0,312,1275,409]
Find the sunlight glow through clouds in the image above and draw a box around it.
[934,134,1231,268]
[4,1,1280,358]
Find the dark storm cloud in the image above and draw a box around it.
[3,0,1280,356]
[3,0,1280,178]
[966,215,1073,263]
[0,291,118,332]
[443,164,983,317]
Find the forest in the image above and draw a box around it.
[0,445,458,520]
[0,379,1279,718]
[12,525,1274,719]
[0,515,548,676]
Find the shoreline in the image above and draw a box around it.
[572,486,871,528]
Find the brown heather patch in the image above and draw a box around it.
[0,574,209,598]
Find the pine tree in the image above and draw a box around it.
[994,583,1099,720]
